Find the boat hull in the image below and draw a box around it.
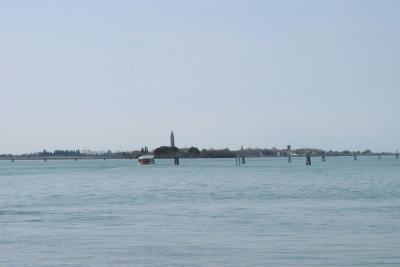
[138,158,155,165]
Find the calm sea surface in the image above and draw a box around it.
[1,157,399,266]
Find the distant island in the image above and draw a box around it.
[2,131,396,161]
[0,147,395,161]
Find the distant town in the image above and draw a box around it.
[0,131,397,161]
[0,147,395,161]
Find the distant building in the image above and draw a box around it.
[170,131,175,148]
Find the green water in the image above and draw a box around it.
[0,157,399,266]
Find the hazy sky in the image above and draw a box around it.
[1,0,399,154]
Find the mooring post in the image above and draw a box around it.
[354,154,357,161]
[75,157,77,161]
[306,154,311,165]
[322,154,326,161]
[396,153,399,159]
[174,156,179,165]
[11,158,14,162]
[287,145,292,163]
[235,156,238,165]
[44,157,47,162]
[240,145,245,164]
[288,155,292,163]
[378,154,381,160]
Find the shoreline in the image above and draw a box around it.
[0,154,396,161]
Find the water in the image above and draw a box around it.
[0,157,399,266]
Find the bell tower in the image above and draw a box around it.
[170,131,175,148]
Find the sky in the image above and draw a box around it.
[0,0,399,154]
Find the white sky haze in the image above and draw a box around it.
[0,0,399,153]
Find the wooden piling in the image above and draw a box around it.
[378,154,381,160]
[240,145,246,164]
[354,154,357,161]
[322,154,326,161]
[306,154,311,165]
[288,155,292,163]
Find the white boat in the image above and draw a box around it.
[138,154,155,165]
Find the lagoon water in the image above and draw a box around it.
[0,157,399,266]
